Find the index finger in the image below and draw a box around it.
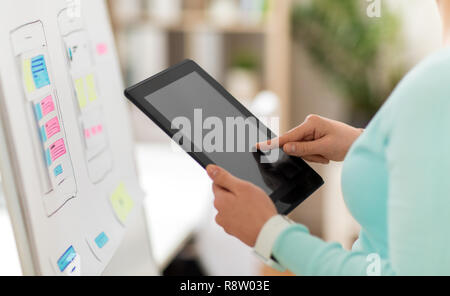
[257,120,313,151]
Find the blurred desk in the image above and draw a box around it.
[135,143,211,270]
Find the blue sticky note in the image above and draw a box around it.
[34,103,43,121]
[40,125,47,142]
[57,246,77,272]
[95,232,109,249]
[45,148,51,166]
[54,164,63,177]
[31,55,50,89]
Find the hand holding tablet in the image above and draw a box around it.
[125,60,324,214]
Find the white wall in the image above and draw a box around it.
[388,0,442,67]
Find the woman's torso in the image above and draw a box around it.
[341,47,450,266]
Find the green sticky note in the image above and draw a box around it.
[110,182,134,224]
[23,59,35,93]
[85,74,98,102]
[75,78,87,108]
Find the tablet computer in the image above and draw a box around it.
[125,60,323,214]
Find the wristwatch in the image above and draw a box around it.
[253,215,295,272]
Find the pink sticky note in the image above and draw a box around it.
[85,129,91,139]
[97,125,103,133]
[45,117,61,139]
[49,138,67,162]
[96,43,108,56]
[40,95,55,117]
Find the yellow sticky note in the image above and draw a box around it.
[22,59,35,93]
[85,74,98,102]
[110,182,134,224]
[74,78,87,109]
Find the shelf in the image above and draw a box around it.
[149,21,268,35]
[109,0,292,133]
[120,10,268,35]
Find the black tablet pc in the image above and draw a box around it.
[125,60,323,214]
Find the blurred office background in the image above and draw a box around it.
[0,0,443,275]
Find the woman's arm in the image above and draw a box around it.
[208,50,450,275]
[207,164,396,275]
[272,224,395,275]
[274,57,450,275]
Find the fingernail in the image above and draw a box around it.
[207,166,219,178]
[290,145,296,153]
[285,144,295,154]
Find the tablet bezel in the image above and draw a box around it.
[125,59,324,214]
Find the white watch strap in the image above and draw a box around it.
[253,215,294,272]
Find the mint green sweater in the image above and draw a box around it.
[273,48,450,276]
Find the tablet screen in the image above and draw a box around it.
[145,72,293,195]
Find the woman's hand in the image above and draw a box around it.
[258,115,363,164]
[206,165,277,247]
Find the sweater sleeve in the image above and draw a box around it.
[272,51,450,276]
[272,224,395,276]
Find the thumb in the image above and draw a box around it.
[206,165,243,193]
